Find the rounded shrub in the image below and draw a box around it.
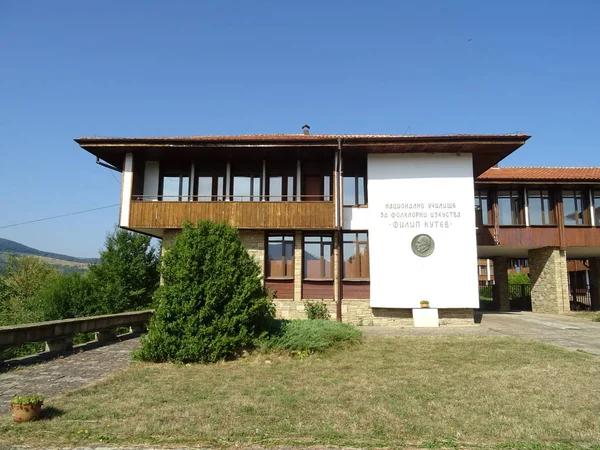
[136,221,275,363]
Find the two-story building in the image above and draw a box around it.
[76,131,600,326]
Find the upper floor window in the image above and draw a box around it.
[195,162,226,201]
[267,161,296,201]
[266,234,294,278]
[563,189,588,225]
[474,189,490,226]
[302,161,332,201]
[232,162,262,201]
[342,232,369,279]
[343,155,367,206]
[160,163,190,201]
[498,188,523,225]
[303,234,333,279]
[527,189,554,225]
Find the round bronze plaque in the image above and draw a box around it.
[411,234,435,257]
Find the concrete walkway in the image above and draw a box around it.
[362,311,600,355]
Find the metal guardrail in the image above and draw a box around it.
[0,310,153,363]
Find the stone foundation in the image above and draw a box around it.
[273,299,474,326]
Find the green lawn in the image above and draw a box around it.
[2,336,600,449]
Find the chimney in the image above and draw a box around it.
[302,124,310,135]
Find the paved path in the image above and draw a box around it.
[362,311,600,355]
[0,337,140,414]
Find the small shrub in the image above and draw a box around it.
[11,395,44,405]
[260,319,362,353]
[304,301,330,320]
[593,313,600,323]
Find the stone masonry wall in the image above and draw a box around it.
[239,230,265,273]
[273,299,474,326]
[529,247,569,314]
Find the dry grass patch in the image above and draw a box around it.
[1,336,600,449]
[565,311,600,322]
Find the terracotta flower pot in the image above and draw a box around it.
[11,401,43,423]
[420,303,430,309]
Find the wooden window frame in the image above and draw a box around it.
[562,188,590,226]
[342,232,369,280]
[159,172,190,202]
[265,234,294,279]
[527,188,556,226]
[593,188,600,227]
[194,163,226,202]
[231,162,263,202]
[302,234,334,280]
[266,163,296,202]
[474,187,491,226]
[497,187,524,226]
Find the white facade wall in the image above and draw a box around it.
[366,153,479,309]
[119,153,134,227]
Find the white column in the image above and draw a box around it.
[590,189,595,226]
[120,153,134,227]
[296,160,301,201]
[143,161,159,201]
[225,162,231,201]
[524,187,530,226]
[486,258,491,282]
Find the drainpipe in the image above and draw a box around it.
[335,138,344,322]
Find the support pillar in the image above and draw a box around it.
[96,329,118,343]
[528,247,569,314]
[492,257,510,311]
[293,231,303,303]
[45,336,73,353]
[333,230,341,322]
[130,324,147,334]
[589,257,600,311]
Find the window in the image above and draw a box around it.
[594,189,600,226]
[160,169,190,201]
[302,161,333,201]
[343,232,369,279]
[527,189,554,225]
[267,162,296,201]
[195,163,226,201]
[343,175,366,206]
[303,235,333,278]
[563,189,588,225]
[232,162,262,201]
[497,188,523,225]
[266,235,294,278]
[474,189,490,225]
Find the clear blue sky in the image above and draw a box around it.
[1,1,598,257]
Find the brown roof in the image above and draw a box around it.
[477,167,600,182]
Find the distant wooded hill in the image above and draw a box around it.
[0,237,99,273]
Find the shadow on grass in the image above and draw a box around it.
[39,406,65,421]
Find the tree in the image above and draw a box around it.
[88,228,159,315]
[0,255,58,325]
[36,272,95,321]
[136,221,275,363]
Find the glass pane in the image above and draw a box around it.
[323,244,332,278]
[357,232,368,241]
[268,235,282,242]
[197,177,213,201]
[304,243,322,278]
[269,176,282,201]
[343,242,357,278]
[286,176,295,200]
[323,236,332,243]
[481,197,489,225]
[181,177,189,201]
[511,197,521,224]
[284,242,294,276]
[162,176,180,200]
[216,176,224,201]
[253,177,261,201]
[542,198,551,224]
[529,196,543,225]
[305,236,321,243]
[323,175,331,201]
[595,194,600,225]
[359,243,369,278]
[268,242,283,277]
[343,177,355,206]
[498,197,512,225]
[283,235,294,242]
[233,176,251,201]
[357,177,365,205]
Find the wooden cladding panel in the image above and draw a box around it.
[496,227,561,247]
[129,201,335,229]
[564,227,600,247]
[302,280,334,299]
[265,280,294,299]
[342,281,370,299]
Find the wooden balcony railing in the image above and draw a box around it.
[129,196,336,229]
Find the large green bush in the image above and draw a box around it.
[136,221,275,363]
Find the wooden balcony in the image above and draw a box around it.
[128,200,336,230]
